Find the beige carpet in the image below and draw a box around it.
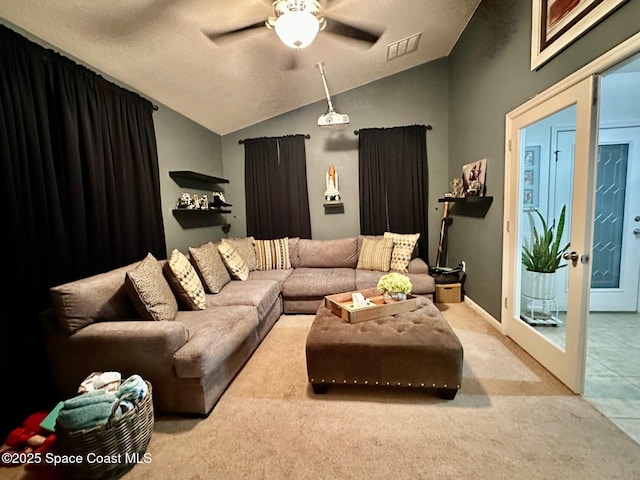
[5,302,640,479]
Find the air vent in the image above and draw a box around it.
[386,33,422,61]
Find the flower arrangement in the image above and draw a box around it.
[377,272,412,295]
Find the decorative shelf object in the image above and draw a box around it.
[437,196,493,218]
[169,170,230,229]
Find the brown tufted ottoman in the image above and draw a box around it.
[305,298,463,399]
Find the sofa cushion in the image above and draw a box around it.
[217,242,249,281]
[189,242,231,293]
[384,232,420,273]
[288,237,301,268]
[356,237,393,272]
[355,269,435,295]
[173,306,259,378]
[248,268,293,288]
[221,237,256,271]
[297,237,358,268]
[254,237,291,270]
[164,249,207,311]
[51,262,141,334]
[125,253,178,322]
[207,279,281,319]
[354,269,387,291]
[282,268,356,298]
[405,272,436,295]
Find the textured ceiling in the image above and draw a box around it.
[0,0,481,135]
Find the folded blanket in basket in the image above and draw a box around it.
[56,390,120,431]
[117,374,148,405]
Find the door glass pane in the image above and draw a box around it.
[518,104,577,351]
[592,143,628,289]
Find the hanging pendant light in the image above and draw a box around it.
[268,0,325,49]
[274,10,320,49]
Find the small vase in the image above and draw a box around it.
[384,291,407,303]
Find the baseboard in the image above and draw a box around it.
[464,296,503,333]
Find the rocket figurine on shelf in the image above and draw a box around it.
[324,164,340,201]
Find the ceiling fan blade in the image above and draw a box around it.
[322,16,385,45]
[201,21,266,45]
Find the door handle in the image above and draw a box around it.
[563,251,579,266]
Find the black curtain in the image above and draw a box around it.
[0,25,166,438]
[244,134,311,239]
[358,125,429,262]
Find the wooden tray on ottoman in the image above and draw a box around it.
[324,288,419,324]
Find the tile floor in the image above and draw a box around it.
[534,312,640,445]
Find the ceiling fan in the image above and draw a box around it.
[202,0,384,51]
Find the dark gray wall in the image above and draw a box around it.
[448,0,640,320]
[222,58,450,265]
[155,106,224,255]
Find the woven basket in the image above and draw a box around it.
[54,381,154,480]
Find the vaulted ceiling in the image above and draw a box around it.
[0,0,482,135]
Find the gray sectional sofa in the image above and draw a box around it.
[41,235,435,416]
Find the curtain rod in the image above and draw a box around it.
[353,125,432,135]
[238,134,311,144]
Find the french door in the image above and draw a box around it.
[503,76,598,393]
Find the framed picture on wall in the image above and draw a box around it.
[530,0,628,70]
[461,159,487,197]
[522,145,540,208]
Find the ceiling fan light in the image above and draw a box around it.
[274,11,319,49]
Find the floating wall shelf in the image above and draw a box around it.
[437,196,493,218]
[169,170,230,228]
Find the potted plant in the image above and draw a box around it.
[521,205,570,299]
[377,272,413,303]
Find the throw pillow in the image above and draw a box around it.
[188,242,231,293]
[125,253,178,321]
[217,241,249,281]
[254,238,291,270]
[163,249,207,310]
[356,237,393,272]
[384,232,421,273]
[221,237,257,271]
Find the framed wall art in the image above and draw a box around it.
[461,159,487,197]
[530,0,628,70]
[522,145,540,209]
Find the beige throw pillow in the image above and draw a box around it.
[254,238,291,270]
[384,232,421,273]
[189,242,231,293]
[356,237,393,272]
[125,253,178,321]
[217,242,249,281]
[164,249,207,310]
[221,237,256,271]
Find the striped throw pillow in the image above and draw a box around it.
[254,238,291,271]
[384,232,420,273]
[356,237,393,272]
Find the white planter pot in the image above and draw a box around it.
[521,270,556,300]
